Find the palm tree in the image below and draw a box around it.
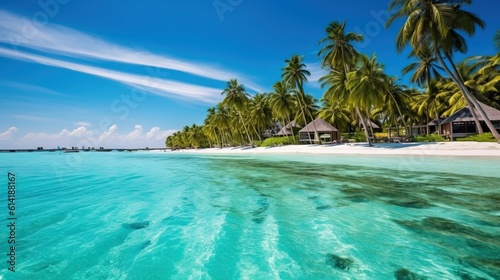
[403,47,443,88]
[318,21,363,73]
[294,93,319,128]
[318,21,372,145]
[204,107,219,147]
[282,55,317,143]
[411,80,446,134]
[268,81,297,137]
[318,98,351,133]
[386,0,500,141]
[437,62,498,120]
[386,77,411,134]
[250,93,274,141]
[402,47,444,133]
[221,79,253,145]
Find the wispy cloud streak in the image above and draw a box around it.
[0,47,221,103]
[0,9,263,93]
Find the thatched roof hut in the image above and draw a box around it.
[440,101,500,140]
[299,118,339,143]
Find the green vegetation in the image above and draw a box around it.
[351,131,367,142]
[167,1,500,149]
[457,133,497,142]
[257,136,299,147]
[412,134,446,142]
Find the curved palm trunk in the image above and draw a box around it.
[296,92,313,144]
[306,103,321,144]
[356,107,372,146]
[238,111,253,146]
[435,109,441,135]
[365,110,375,139]
[436,50,500,141]
[435,51,482,132]
[387,90,409,138]
[251,123,262,142]
[286,117,295,138]
[445,52,485,134]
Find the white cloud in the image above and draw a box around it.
[98,124,119,144]
[7,125,175,149]
[0,127,18,140]
[0,47,222,103]
[68,126,88,137]
[0,9,263,93]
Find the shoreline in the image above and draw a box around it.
[174,142,500,157]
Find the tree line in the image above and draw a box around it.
[166,0,500,149]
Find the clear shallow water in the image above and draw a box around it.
[0,151,499,279]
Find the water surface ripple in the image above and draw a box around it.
[0,152,498,279]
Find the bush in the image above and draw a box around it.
[352,131,367,142]
[411,134,445,142]
[258,136,299,147]
[456,133,497,142]
[374,132,388,138]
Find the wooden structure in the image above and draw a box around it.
[299,118,339,143]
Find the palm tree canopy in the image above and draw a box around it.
[320,69,350,104]
[346,54,387,109]
[318,21,363,72]
[269,81,297,120]
[282,55,310,90]
[402,46,444,87]
[221,79,250,110]
[386,0,485,54]
[250,93,274,131]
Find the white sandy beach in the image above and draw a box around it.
[173,142,500,157]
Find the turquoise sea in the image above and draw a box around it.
[0,151,499,279]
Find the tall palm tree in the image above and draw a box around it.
[346,55,409,139]
[402,46,444,133]
[269,81,297,138]
[221,79,253,145]
[204,107,220,147]
[318,21,363,73]
[437,62,498,119]
[386,77,411,134]
[386,0,500,141]
[250,93,274,141]
[318,21,372,145]
[282,55,317,143]
[294,93,319,128]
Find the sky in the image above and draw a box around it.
[0,0,499,149]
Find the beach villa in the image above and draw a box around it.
[439,102,500,140]
[299,118,339,143]
[274,121,301,137]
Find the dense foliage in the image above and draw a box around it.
[167,1,500,149]
[411,134,446,142]
[258,136,299,147]
[456,133,496,142]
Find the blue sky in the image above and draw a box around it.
[0,0,498,148]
